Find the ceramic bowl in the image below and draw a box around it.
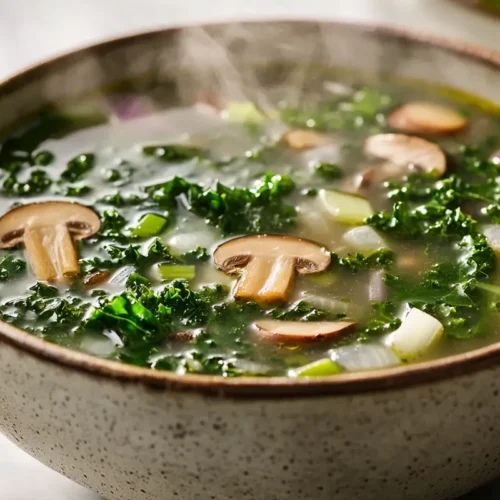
[1,21,500,500]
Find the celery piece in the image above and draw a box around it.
[158,264,196,281]
[132,213,167,238]
[289,358,342,377]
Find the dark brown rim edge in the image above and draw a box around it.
[1,20,500,398]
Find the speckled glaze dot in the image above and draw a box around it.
[1,20,500,500]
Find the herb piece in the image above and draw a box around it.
[61,153,95,182]
[281,87,392,131]
[333,249,394,273]
[0,254,26,282]
[32,150,54,166]
[142,144,204,162]
[2,169,52,196]
[313,162,343,179]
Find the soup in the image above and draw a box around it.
[1,79,500,378]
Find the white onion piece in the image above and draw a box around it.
[301,292,350,314]
[483,225,500,253]
[302,144,342,167]
[167,226,218,253]
[368,271,387,302]
[230,359,272,375]
[330,344,400,372]
[109,266,135,285]
[80,335,117,357]
[386,308,443,360]
[342,225,387,255]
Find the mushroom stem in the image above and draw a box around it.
[24,228,57,281]
[234,256,295,302]
[24,225,79,281]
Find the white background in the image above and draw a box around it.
[0,1,499,499]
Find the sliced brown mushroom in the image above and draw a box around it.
[364,133,447,177]
[254,319,355,342]
[213,235,331,302]
[388,101,467,135]
[282,129,329,150]
[0,201,100,282]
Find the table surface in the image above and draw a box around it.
[0,1,500,499]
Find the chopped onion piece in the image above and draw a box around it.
[368,271,387,302]
[386,308,443,360]
[302,144,341,167]
[319,189,373,225]
[167,228,217,254]
[483,225,500,254]
[331,344,400,372]
[301,292,350,313]
[289,358,342,377]
[342,225,387,255]
[109,266,135,285]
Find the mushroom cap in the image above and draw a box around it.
[254,319,355,342]
[213,235,331,275]
[0,201,101,248]
[364,133,446,177]
[388,101,467,135]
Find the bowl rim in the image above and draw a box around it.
[2,19,500,397]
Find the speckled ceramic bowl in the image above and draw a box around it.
[1,21,500,500]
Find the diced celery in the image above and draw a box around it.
[158,264,196,281]
[132,213,167,238]
[305,271,337,287]
[386,308,443,360]
[289,358,342,377]
[225,102,265,124]
[319,189,373,225]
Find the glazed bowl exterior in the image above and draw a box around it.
[1,21,500,500]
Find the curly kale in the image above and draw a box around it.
[333,249,394,272]
[146,173,296,235]
[142,144,204,163]
[0,254,26,282]
[280,87,393,131]
[0,283,90,342]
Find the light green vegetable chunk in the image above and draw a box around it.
[132,213,167,238]
[158,264,196,281]
[386,307,443,360]
[225,102,265,124]
[289,358,342,377]
[319,189,374,225]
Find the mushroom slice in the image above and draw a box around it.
[364,133,446,177]
[388,101,467,135]
[254,319,355,342]
[213,235,331,302]
[282,129,329,150]
[0,201,100,282]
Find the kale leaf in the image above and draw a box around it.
[146,173,296,235]
[333,249,394,272]
[0,254,26,282]
[280,87,392,132]
[61,153,95,182]
[0,283,90,342]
